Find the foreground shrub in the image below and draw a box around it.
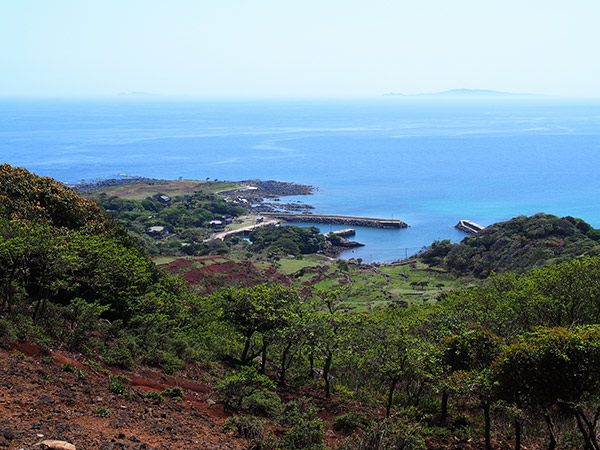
[278,397,320,426]
[334,411,369,432]
[345,417,426,450]
[102,334,137,369]
[276,398,326,450]
[223,415,266,441]
[214,366,276,408]
[241,389,283,418]
[162,387,184,400]
[0,319,15,344]
[146,391,164,402]
[108,374,132,398]
[280,416,326,450]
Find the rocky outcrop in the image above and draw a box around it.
[39,440,77,450]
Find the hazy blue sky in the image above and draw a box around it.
[1,0,599,98]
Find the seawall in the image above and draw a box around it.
[261,213,407,229]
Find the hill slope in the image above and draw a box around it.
[421,213,600,277]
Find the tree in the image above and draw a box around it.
[442,326,505,449]
[213,283,301,366]
[307,287,352,399]
[493,327,600,450]
[357,308,426,417]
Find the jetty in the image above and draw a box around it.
[455,220,485,235]
[328,228,356,237]
[261,213,407,229]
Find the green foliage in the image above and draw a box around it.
[420,239,453,266]
[334,411,369,432]
[93,406,112,417]
[442,326,505,373]
[280,416,326,450]
[95,189,246,256]
[211,283,302,365]
[0,319,15,343]
[222,415,266,441]
[278,398,320,427]
[102,334,137,369]
[162,387,184,400]
[346,417,426,450]
[83,359,102,372]
[422,213,600,277]
[146,391,164,402]
[61,362,88,378]
[108,374,131,398]
[241,389,283,418]
[439,256,600,337]
[492,326,600,409]
[214,366,276,408]
[250,225,323,256]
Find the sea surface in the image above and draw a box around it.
[1,97,600,262]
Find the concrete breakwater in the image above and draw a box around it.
[262,213,408,229]
[455,220,485,235]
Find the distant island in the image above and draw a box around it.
[384,88,543,97]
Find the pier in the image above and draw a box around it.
[328,228,356,237]
[455,220,485,235]
[261,213,407,229]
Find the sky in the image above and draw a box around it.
[1,0,599,98]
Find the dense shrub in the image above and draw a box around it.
[223,415,266,441]
[241,389,283,418]
[214,366,276,408]
[334,411,369,432]
[346,418,426,450]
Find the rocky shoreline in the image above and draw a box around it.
[75,177,316,214]
[219,179,317,214]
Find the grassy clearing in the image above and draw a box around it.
[277,258,323,275]
[85,180,242,200]
[152,256,177,265]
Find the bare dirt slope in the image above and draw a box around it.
[0,343,245,450]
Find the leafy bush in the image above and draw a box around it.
[93,406,112,417]
[278,397,320,426]
[276,398,326,450]
[108,374,131,398]
[222,415,266,441]
[280,416,326,450]
[214,366,276,408]
[83,359,102,371]
[241,389,283,418]
[0,319,15,344]
[102,335,137,369]
[162,387,184,400]
[334,411,368,432]
[250,225,323,256]
[348,418,426,450]
[146,391,164,402]
[61,362,88,378]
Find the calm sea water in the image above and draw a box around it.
[1,97,599,262]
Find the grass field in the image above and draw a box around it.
[84,180,242,200]
[277,256,327,275]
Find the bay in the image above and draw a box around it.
[1,97,599,262]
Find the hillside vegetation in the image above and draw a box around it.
[3,164,600,450]
[421,213,600,277]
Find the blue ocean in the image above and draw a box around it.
[1,97,599,262]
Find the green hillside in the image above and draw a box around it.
[421,213,600,277]
[3,165,600,449]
